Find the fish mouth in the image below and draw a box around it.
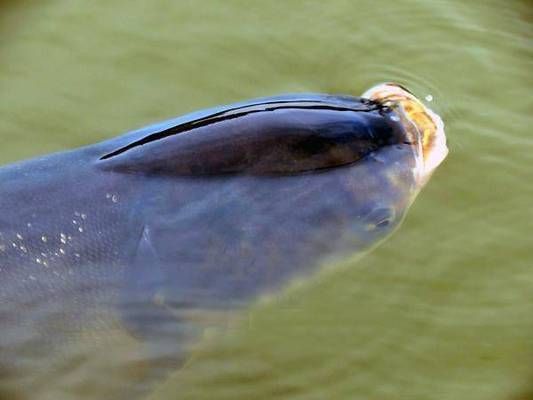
[362,82,448,185]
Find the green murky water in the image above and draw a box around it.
[1,1,531,399]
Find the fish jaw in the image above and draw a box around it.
[362,82,448,186]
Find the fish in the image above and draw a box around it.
[0,83,447,399]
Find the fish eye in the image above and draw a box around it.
[375,219,391,228]
[363,207,396,231]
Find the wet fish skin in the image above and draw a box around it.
[0,94,420,397]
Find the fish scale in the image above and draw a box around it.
[0,84,447,399]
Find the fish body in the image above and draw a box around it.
[0,85,447,398]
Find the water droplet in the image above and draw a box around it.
[111,194,119,203]
[78,227,84,233]
[41,236,48,243]
[16,234,23,240]
[425,94,433,102]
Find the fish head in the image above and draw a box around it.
[362,82,448,187]
[103,89,448,318]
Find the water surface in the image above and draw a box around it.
[0,1,531,399]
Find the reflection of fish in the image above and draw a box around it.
[0,83,447,398]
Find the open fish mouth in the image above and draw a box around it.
[362,82,448,185]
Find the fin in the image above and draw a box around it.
[118,225,178,340]
[117,224,239,373]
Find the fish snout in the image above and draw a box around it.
[362,82,448,186]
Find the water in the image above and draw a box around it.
[0,1,531,399]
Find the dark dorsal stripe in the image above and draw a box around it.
[100,99,380,160]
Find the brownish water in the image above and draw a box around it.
[0,1,531,399]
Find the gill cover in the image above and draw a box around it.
[97,95,409,176]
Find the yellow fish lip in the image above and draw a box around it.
[362,82,448,185]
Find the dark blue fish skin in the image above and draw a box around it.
[0,94,419,398]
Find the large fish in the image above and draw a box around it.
[0,83,447,399]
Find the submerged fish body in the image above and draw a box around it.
[0,84,447,397]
